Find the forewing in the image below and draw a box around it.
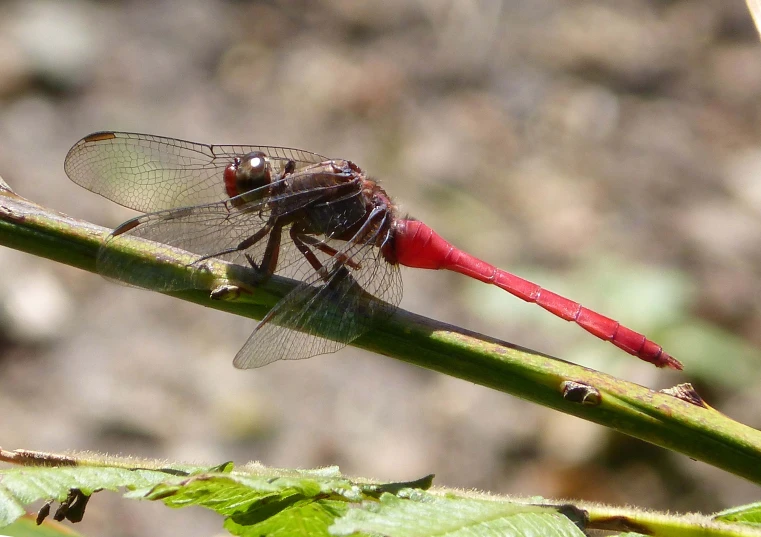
[233,212,402,368]
[64,131,328,212]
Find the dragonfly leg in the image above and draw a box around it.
[290,225,332,282]
[250,222,283,275]
[296,234,362,270]
[193,219,274,264]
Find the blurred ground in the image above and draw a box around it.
[1,0,761,535]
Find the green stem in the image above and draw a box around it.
[581,502,759,536]
[1,183,760,484]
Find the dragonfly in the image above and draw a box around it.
[64,131,682,370]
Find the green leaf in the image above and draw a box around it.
[225,499,347,537]
[128,465,432,536]
[138,474,328,511]
[130,466,432,536]
[0,451,434,532]
[0,466,192,527]
[714,502,761,526]
[330,491,586,537]
[0,454,235,529]
[5,454,761,536]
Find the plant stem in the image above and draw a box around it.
[1,183,761,484]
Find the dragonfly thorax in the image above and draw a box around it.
[305,189,370,238]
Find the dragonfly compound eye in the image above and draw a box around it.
[224,151,271,203]
[236,151,271,191]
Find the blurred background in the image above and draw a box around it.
[1,0,761,535]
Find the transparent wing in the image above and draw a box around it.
[64,131,329,212]
[96,181,354,291]
[233,211,402,368]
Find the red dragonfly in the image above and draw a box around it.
[64,132,681,370]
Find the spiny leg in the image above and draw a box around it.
[290,224,332,282]
[296,234,362,270]
[208,223,282,301]
[193,218,275,264]
[247,222,283,275]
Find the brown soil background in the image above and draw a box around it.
[1,1,761,535]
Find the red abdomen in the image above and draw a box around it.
[392,219,681,369]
